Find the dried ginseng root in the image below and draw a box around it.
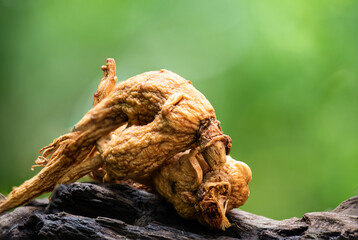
[154,151,252,230]
[0,58,231,215]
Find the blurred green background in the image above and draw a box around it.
[0,0,357,220]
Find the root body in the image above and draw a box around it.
[0,59,250,231]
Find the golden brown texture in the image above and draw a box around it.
[0,58,233,217]
[153,149,205,219]
[154,152,252,230]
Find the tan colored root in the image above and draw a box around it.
[153,152,252,230]
[0,154,104,213]
[0,58,232,216]
[88,59,118,181]
[153,148,205,219]
[93,58,117,106]
[0,59,119,213]
[57,155,104,184]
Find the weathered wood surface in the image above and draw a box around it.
[0,182,357,239]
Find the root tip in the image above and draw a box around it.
[0,193,6,201]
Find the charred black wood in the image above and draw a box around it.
[1,182,357,240]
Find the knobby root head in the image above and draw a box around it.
[196,171,232,230]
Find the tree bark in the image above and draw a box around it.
[0,182,357,239]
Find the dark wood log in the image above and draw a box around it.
[1,182,357,239]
